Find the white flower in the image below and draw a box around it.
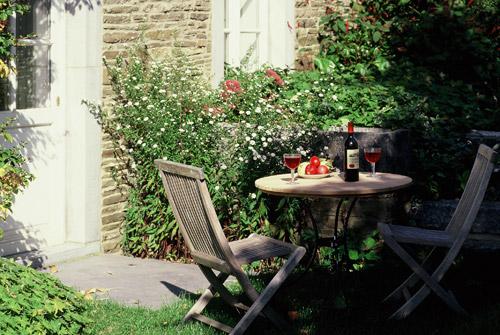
[238,157,244,162]
[129,148,134,153]
[332,94,338,101]
[257,126,264,131]
[172,94,177,98]
[270,153,276,157]
[319,93,324,97]
[208,108,214,113]
[261,137,266,142]
[214,186,220,191]
[250,140,256,145]
[142,96,148,101]
[137,139,143,145]
[153,144,158,149]
[245,111,251,115]
[159,89,166,93]
[255,107,261,113]
[263,142,268,147]
[245,136,251,142]
[251,133,257,138]
[221,164,227,170]
[250,193,257,199]
[324,146,329,150]
[160,128,165,132]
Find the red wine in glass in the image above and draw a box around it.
[364,147,382,177]
[283,154,301,183]
[365,151,381,164]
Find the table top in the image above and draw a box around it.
[255,172,413,198]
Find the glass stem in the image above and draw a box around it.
[371,163,376,177]
[291,169,295,183]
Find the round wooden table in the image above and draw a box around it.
[255,172,413,198]
[255,172,413,270]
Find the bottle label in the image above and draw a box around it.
[346,149,359,169]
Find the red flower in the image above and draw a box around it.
[265,69,285,86]
[223,79,242,93]
[345,19,349,33]
[325,6,334,15]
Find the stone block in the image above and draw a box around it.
[102,193,128,206]
[103,14,130,24]
[104,5,140,14]
[102,211,125,225]
[103,31,140,43]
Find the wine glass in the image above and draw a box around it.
[364,147,382,178]
[283,154,301,184]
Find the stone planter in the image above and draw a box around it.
[310,127,412,237]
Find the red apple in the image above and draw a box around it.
[310,156,320,168]
[305,164,318,175]
[317,165,329,174]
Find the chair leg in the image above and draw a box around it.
[383,248,437,303]
[184,271,231,322]
[231,247,305,335]
[391,283,466,319]
[383,235,467,317]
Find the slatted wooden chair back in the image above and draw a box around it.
[445,144,497,242]
[154,160,234,273]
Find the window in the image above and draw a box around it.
[1,0,51,111]
[212,0,295,85]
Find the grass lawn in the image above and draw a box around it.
[86,250,500,335]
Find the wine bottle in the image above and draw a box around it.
[344,121,359,182]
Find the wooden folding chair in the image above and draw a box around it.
[378,144,498,319]
[155,160,306,334]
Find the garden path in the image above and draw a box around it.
[49,254,211,309]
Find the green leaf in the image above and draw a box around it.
[348,249,360,260]
[372,31,381,43]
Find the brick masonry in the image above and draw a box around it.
[100,0,350,253]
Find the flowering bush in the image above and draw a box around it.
[86,47,326,258]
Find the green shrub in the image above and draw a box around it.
[1,119,34,232]
[312,0,499,199]
[0,258,91,334]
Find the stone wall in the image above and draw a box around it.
[294,0,351,69]
[100,0,213,253]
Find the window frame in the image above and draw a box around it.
[4,0,53,112]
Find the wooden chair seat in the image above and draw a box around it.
[381,224,454,247]
[229,234,298,266]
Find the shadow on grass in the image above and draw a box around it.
[193,249,500,335]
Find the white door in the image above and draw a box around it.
[0,0,65,256]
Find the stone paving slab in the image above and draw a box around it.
[50,254,210,309]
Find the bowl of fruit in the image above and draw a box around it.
[297,156,334,179]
